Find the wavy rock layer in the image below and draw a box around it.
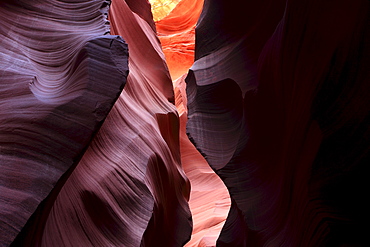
[16,0,192,245]
[187,0,370,246]
[0,1,128,246]
[2,0,193,246]
[29,0,191,246]
[108,1,193,245]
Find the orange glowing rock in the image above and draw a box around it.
[154,0,204,80]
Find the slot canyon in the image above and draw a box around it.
[0,0,369,246]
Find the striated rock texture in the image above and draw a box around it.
[0,0,128,246]
[107,1,192,245]
[186,0,370,246]
[2,0,368,246]
[1,0,192,246]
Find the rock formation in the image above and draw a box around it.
[186,0,370,246]
[0,0,128,245]
[109,1,192,246]
[1,0,192,246]
[173,74,230,247]
[154,0,204,80]
[1,0,369,246]
[151,0,231,246]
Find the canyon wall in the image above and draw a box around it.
[1,0,369,246]
[1,0,192,246]
[186,0,370,246]
[152,0,231,246]
[0,0,127,245]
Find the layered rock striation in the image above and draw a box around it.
[173,74,230,247]
[0,1,128,245]
[1,0,369,246]
[1,0,192,246]
[109,1,192,245]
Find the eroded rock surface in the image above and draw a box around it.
[173,74,230,247]
[25,0,192,246]
[152,0,231,245]
[186,0,370,246]
[0,1,128,246]
[2,0,192,246]
[2,0,368,246]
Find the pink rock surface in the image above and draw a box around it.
[174,74,231,247]
[109,2,193,245]
[2,0,192,246]
[21,0,192,246]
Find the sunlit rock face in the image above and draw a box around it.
[0,1,128,246]
[186,0,370,246]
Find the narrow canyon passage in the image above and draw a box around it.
[1,0,368,246]
[148,1,232,246]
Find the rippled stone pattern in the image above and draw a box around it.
[186,0,370,246]
[2,0,368,246]
[89,1,193,246]
[0,1,129,246]
[2,0,193,246]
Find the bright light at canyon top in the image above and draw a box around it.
[149,0,181,21]
[148,0,204,80]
